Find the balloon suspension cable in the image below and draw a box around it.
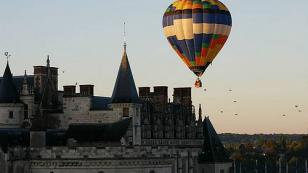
[195,77,202,88]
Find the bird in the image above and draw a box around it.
[228,89,233,92]
[295,105,299,108]
[234,114,238,116]
[233,101,237,103]
[220,110,224,114]
[298,110,302,113]
[282,114,286,117]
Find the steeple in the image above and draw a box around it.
[198,104,202,121]
[21,70,29,95]
[199,117,230,163]
[47,55,50,68]
[0,63,20,103]
[111,44,139,103]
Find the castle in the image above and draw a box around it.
[0,45,232,173]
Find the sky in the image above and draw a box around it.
[0,0,307,134]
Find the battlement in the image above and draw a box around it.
[63,85,94,97]
[139,86,192,106]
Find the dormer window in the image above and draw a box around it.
[9,111,14,119]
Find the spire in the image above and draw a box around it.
[23,70,27,84]
[199,117,230,163]
[123,22,127,51]
[21,70,29,95]
[47,55,50,68]
[198,104,202,121]
[111,44,139,103]
[0,63,20,103]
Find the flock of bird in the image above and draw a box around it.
[204,88,305,117]
[282,105,304,117]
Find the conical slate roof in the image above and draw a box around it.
[199,117,230,163]
[111,45,139,103]
[0,63,20,103]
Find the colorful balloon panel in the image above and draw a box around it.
[163,0,232,77]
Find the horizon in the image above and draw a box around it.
[0,0,307,134]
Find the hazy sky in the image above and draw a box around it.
[0,0,307,134]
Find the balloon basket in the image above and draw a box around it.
[195,78,202,88]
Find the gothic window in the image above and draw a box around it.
[123,107,129,117]
[9,111,14,119]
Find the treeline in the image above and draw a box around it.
[221,134,308,173]
[219,133,304,144]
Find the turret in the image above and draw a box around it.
[197,104,204,139]
[110,43,141,145]
[0,62,25,128]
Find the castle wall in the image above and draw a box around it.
[5,146,202,173]
[0,103,24,128]
[60,96,120,128]
[30,159,173,173]
[89,110,119,124]
[197,163,233,173]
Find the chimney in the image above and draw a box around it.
[173,87,192,106]
[63,85,76,96]
[153,86,168,104]
[79,85,94,96]
[139,87,150,97]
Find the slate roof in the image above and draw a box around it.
[91,96,111,110]
[199,117,230,163]
[111,46,139,103]
[0,63,21,103]
[67,118,131,142]
[0,75,34,94]
[0,128,30,152]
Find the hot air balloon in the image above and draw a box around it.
[163,0,232,88]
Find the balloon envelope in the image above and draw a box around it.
[163,0,232,77]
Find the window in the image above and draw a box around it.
[220,169,225,173]
[123,107,129,117]
[149,170,155,173]
[9,111,14,119]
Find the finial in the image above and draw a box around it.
[23,69,28,84]
[123,22,127,51]
[4,52,11,63]
[47,55,50,67]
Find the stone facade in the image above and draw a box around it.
[1,146,201,173]
[0,103,24,128]
[0,49,232,173]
